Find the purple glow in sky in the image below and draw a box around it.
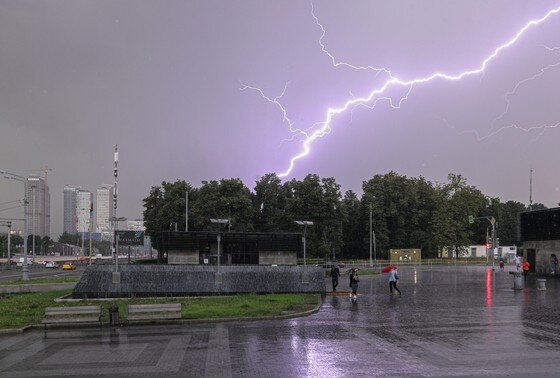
[1,0,560,236]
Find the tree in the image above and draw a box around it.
[190,179,254,232]
[253,173,289,232]
[341,190,364,259]
[431,174,488,257]
[143,180,193,252]
[283,175,344,259]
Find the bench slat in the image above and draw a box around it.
[45,306,101,312]
[42,317,100,324]
[45,308,101,316]
[127,313,181,321]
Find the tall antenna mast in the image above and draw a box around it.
[529,167,533,211]
[113,145,118,219]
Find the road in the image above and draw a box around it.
[0,265,84,282]
[1,265,560,376]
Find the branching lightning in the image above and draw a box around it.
[244,2,560,178]
[489,60,560,133]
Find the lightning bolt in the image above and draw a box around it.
[266,2,560,178]
[489,60,560,134]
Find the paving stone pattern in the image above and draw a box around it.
[2,266,560,377]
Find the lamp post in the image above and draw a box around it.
[294,221,313,267]
[369,204,372,267]
[472,216,497,271]
[210,218,229,276]
[31,185,36,261]
[88,202,93,265]
[1,171,29,281]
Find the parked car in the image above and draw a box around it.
[322,260,345,269]
[16,258,33,267]
[45,261,59,269]
[62,262,76,270]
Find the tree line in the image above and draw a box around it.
[142,172,544,260]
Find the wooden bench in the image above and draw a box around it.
[127,303,182,321]
[42,306,102,329]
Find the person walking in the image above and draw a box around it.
[550,254,558,275]
[499,258,504,271]
[515,255,521,271]
[349,269,359,300]
[522,259,530,279]
[389,267,401,295]
[330,264,341,291]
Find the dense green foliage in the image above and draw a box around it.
[142,172,542,260]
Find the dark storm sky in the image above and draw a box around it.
[1,0,560,236]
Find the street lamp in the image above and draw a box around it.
[210,218,229,276]
[294,221,313,267]
[1,170,29,281]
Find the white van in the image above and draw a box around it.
[16,257,33,267]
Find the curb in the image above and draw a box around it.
[0,295,323,334]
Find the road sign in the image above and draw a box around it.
[114,231,144,246]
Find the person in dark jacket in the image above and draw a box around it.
[349,269,359,300]
[330,265,341,291]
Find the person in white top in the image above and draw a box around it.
[515,255,521,271]
[389,268,401,295]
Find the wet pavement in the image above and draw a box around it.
[1,266,560,377]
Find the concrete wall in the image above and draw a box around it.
[0,282,76,293]
[523,240,560,273]
[73,265,325,298]
[258,251,297,265]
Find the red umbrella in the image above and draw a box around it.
[381,265,397,273]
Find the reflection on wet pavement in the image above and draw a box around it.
[1,266,560,377]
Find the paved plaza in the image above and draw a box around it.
[1,266,560,377]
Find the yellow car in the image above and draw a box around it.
[62,263,76,270]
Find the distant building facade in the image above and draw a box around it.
[127,220,145,231]
[76,190,92,234]
[25,176,50,237]
[63,185,80,234]
[519,207,560,274]
[161,231,301,265]
[96,185,113,234]
[389,248,421,262]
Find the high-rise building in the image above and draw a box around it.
[63,186,80,234]
[76,190,92,234]
[96,185,113,234]
[25,176,50,237]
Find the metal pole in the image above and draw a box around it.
[217,234,221,274]
[185,191,188,232]
[32,186,35,263]
[89,204,93,265]
[369,204,372,267]
[228,206,231,232]
[7,223,11,265]
[113,144,118,270]
[492,222,496,271]
[115,234,119,272]
[303,225,307,267]
[373,230,377,261]
[22,180,28,280]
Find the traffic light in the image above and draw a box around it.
[486,242,491,249]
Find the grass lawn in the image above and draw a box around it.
[1,276,79,286]
[0,290,320,329]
